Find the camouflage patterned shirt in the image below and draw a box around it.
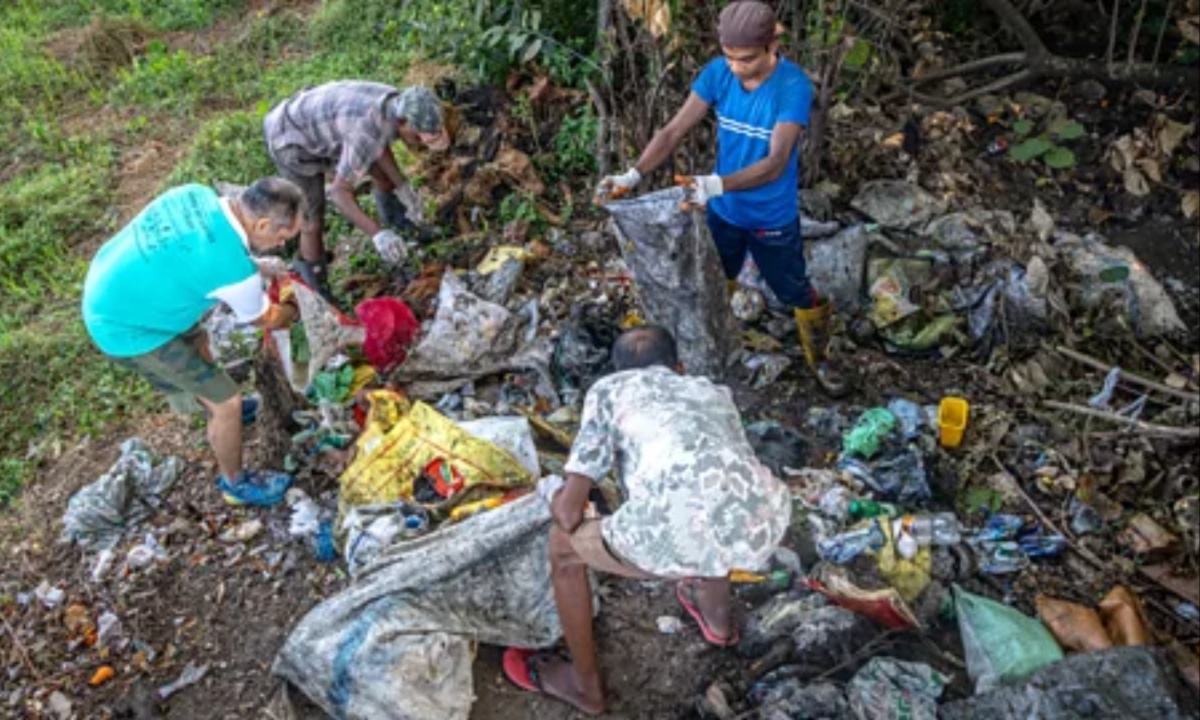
[565,366,792,577]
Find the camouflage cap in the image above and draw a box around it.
[392,85,443,134]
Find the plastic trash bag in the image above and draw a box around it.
[1057,232,1185,337]
[273,494,562,720]
[62,439,183,551]
[355,297,419,375]
[954,584,1063,693]
[940,647,1198,720]
[808,224,872,313]
[457,416,540,476]
[846,657,947,720]
[851,181,944,231]
[605,188,739,378]
[268,278,365,393]
[394,271,553,399]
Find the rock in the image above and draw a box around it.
[47,691,72,720]
[851,181,943,231]
[799,188,834,221]
[1077,79,1108,102]
[940,647,1198,720]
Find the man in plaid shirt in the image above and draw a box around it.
[264,81,450,294]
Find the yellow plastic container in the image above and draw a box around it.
[938,397,970,448]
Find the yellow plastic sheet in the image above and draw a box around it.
[339,390,535,516]
[873,519,932,603]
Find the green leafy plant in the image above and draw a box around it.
[553,106,598,177]
[1009,116,1086,169]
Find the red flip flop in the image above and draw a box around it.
[676,579,740,647]
[502,647,542,693]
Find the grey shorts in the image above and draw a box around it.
[267,144,328,222]
[113,325,238,408]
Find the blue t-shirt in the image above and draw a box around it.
[82,184,258,357]
[692,56,813,230]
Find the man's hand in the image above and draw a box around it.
[372,229,407,265]
[675,174,723,211]
[551,473,593,533]
[595,167,642,205]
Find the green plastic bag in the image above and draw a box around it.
[843,407,897,459]
[954,585,1064,693]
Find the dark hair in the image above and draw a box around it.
[612,325,679,371]
[241,176,305,230]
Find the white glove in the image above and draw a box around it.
[677,174,724,207]
[596,167,642,202]
[372,229,407,265]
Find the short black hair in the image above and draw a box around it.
[612,325,678,371]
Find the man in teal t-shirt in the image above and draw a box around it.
[82,178,305,506]
[597,0,845,396]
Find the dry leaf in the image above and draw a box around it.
[623,0,671,37]
[1136,157,1163,183]
[1178,16,1200,45]
[1154,115,1193,157]
[882,132,905,148]
[1124,167,1151,197]
[1165,372,1189,389]
[1030,199,1054,242]
[1108,134,1137,172]
[1182,190,1200,219]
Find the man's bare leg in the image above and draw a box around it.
[298,218,324,264]
[537,525,606,715]
[198,394,243,481]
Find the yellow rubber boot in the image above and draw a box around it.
[795,299,848,397]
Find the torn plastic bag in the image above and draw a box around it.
[268,277,366,393]
[964,256,1053,346]
[355,297,419,375]
[273,494,562,720]
[851,181,944,231]
[940,647,1198,720]
[748,675,850,720]
[954,584,1063,693]
[1057,232,1185,337]
[808,224,872,313]
[337,391,534,528]
[62,439,183,551]
[394,271,554,400]
[605,188,739,378]
[846,657,946,720]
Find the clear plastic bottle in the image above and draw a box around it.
[895,512,961,546]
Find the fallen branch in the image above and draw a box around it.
[1044,400,1200,438]
[1055,345,1200,403]
[1,612,42,683]
[905,0,1200,101]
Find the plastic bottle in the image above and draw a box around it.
[817,520,887,564]
[848,499,899,520]
[895,512,961,546]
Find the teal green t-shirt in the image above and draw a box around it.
[82,184,258,357]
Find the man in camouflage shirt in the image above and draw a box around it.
[263,81,450,295]
[507,325,791,715]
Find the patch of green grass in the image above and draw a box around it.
[0,135,117,331]
[0,306,158,505]
[167,109,275,187]
[5,0,245,33]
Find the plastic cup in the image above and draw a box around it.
[938,396,970,448]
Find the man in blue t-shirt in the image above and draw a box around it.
[82,178,306,507]
[597,0,845,395]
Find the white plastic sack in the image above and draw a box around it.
[273,494,562,720]
[605,188,739,379]
[458,416,540,475]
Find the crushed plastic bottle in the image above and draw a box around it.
[818,520,887,564]
[896,513,961,546]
